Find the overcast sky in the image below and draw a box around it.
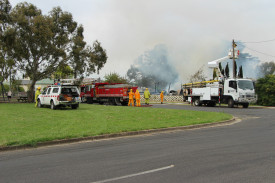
[9,0,275,81]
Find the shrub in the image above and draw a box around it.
[256,74,275,106]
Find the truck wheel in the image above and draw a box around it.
[37,99,43,108]
[121,101,128,106]
[71,104,79,109]
[210,101,216,107]
[228,98,234,108]
[99,99,104,105]
[87,97,93,104]
[243,103,249,108]
[50,101,56,110]
[194,98,201,106]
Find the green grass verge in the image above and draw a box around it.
[0,103,232,147]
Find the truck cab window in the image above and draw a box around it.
[47,88,52,94]
[52,88,59,93]
[229,81,237,89]
[42,89,47,95]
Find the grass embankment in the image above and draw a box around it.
[0,103,232,147]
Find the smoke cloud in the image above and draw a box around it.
[127,44,179,91]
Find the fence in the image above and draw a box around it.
[140,95,184,102]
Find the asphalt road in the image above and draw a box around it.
[0,104,274,183]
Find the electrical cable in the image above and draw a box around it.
[244,46,275,58]
[238,38,275,44]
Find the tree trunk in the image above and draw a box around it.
[28,80,36,102]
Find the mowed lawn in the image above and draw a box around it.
[0,103,232,147]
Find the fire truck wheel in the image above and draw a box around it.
[111,98,117,105]
[99,100,104,105]
[121,102,128,106]
[228,98,234,108]
[87,97,93,104]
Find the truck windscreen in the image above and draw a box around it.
[238,80,254,90]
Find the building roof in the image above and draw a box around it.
[18,80,32,85]
[18,79,54,85]
[36,78,55,85]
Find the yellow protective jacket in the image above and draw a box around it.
[35,90,41,100]
[160,92,164,99]
[144,90,150,99]
[135,90,140,100]
[128,91,134,100]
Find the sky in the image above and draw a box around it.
[9,0,275,84]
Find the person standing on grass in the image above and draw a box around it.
[35,87,41,107]
[7,90,12,102]
[128,89,134,106]
[144,88,150,105]
[160,91,164,104]
[135,89,141,107]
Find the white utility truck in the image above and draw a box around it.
[183,51,257,108]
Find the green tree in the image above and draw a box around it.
[0,0,16,84]
[104,72,128,84]
[10,3,78,101]
[256,74,275,106]
[238,66,243,78]
[225,62,230,78]
[53,63,73,79]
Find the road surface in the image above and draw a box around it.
[0,105,274,183]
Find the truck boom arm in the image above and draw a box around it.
[207,56,228,68]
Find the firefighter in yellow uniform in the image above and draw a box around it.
[128,89,134,106]
[35,87,41,107]
[160,91,164,104]
[135,89,141,107]
[144,88,150,105]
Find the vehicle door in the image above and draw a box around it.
[52,87,59,102]
[45,88,52,105]
[228,80,238,101]
[40,88,47,104]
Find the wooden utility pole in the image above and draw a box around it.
[232,39,236,78]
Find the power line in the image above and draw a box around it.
[245,46,275,58]
[239,38,275,44]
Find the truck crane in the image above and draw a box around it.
[183,50,257,108]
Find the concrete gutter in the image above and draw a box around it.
[0,117,238,152]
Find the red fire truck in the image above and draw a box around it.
[83,83,138,105]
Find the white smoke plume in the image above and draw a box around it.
[127,44,179,91]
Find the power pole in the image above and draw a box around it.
[232,39,236,78]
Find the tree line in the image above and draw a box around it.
[0,0,107,101]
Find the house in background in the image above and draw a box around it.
[18,78,54,92]
[17,77,100,92]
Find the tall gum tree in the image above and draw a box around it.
[69,24,107,83]
[0,0,16,84]
[11,3,77,101]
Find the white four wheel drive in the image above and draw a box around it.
[37,85,81,110]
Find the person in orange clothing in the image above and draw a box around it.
[160,91,164,104]
[135,89,141,107]
[128,89,134,106]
